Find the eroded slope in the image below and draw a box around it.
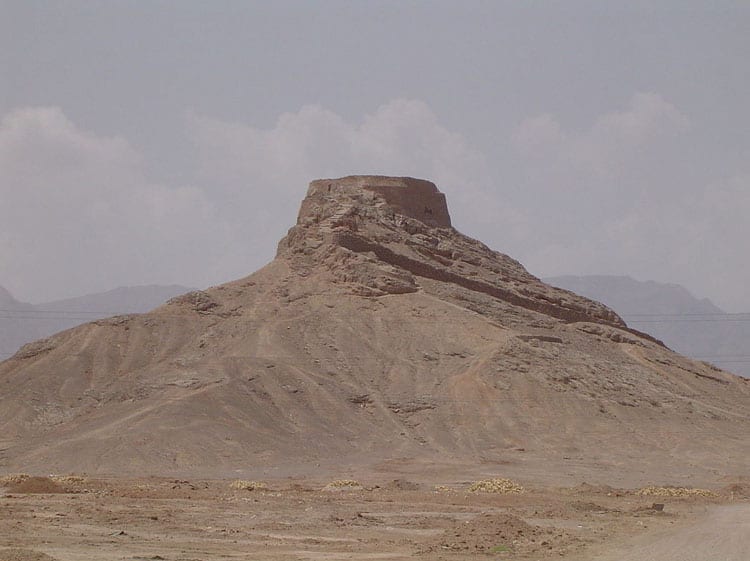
[1,176,748,484]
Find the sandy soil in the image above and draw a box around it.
[1,475,747,561]
[589,503,750,561]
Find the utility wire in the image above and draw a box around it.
[2,313,750,323]
[1,308,749,317]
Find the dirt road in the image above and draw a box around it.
[592,504,750,561]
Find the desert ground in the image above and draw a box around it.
[2,472,749,561]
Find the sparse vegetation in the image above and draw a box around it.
[50,474,87,485]
[636,486,715,498]
[0,473,31,485]
[323,479,362,491]
[229,479,267,491]
[469,478,525,494]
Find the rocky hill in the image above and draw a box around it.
[545,275,750,378]
[1,176,748,486]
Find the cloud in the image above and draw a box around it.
[510,92,693,237]
[0,107,222,302]
[513,113,565,155]
[188,99,486,195]
[1,101,502,303]
[3,99,747,313]
[187,98,513,254]
[618,171,750,312]
[514,92,690,179]
[511,94,750,311]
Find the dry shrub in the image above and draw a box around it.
[636,486,715,498]
[433,485,456,493]
[468,478,525,494]
[230,480,267,491]
[0,473,31,485]
[323,479,362,491]
[50,475,87,485]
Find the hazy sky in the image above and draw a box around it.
[2,1,749,311]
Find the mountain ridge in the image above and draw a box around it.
[0,284,192,359]
[545,275,750,378]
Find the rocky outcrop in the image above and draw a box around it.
[280,175,645,334]
[302,175,451,228]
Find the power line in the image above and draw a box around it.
[628,319,750,324]
[624,312,750,317]
[2,313,750,325]
[0,307,749,318]
[692,354,750,359]
[0,309,137,316]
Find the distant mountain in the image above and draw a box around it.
[545,275,750,378]
[0,286,43,357]
[0,284,192,360]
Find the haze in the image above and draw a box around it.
[2,1,748,312]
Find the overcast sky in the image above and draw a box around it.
[2,1,749,311]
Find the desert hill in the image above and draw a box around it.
[0,285,192,361]
[1,176,748,485]
[545,275,750,378]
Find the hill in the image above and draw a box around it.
[544,275,750,378]
[1,176,748,486]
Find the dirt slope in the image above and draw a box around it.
[1,176,748,484]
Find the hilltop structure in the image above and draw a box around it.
[1,176,748,485]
